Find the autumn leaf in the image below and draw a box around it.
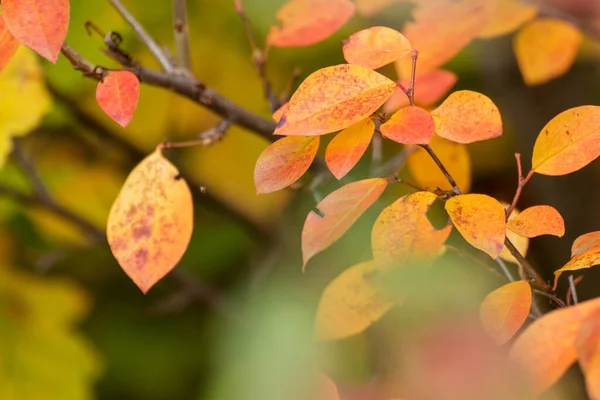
[446,194,506,259]
[272,102,289,122]
[254,135,319,193]
[0,18,19,73]
[531,106,600,176]
[1,0,69,63]
[514,18,582,86]
[478,0,538,39]
[575,310,600,400]
[510,297,600,394]
[499,205,529,264]
[275,64,396,136]
[372,191,452,266]
[267,0,355,47]
[479,281,532,345]
[408,134,472,192]
[381,106,435,145]
[431,90,503,144]
[325,118,374,179]
[507,205,565,238]
[107,149,194,293]
[572,231,600,257]
[96,70,141,128]
[314,261,394,340]
[302,178,387,268]
[343,26,412,70]
[553,252,600,291]
[384,69,457,114]
[319,374,341,400]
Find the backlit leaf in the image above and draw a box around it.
[372,191,452,266]
[398,0,496,76]
[267,0,355,47]
[478,0,538,39]
[314,261,394,340]
[431,90,503,144]
[407,134,472,192]
[107,149,194,293]
[446,194,506,259]
[325,119,374,179]
[479,280,532,344]
[275,64,396,136]
[1,0,69,62]
[510,297,600,393]
[553,251,600,291]
[381,106,434,145]
[507,205,565,238]
[575,310,600,400]
[302,178,387,268]
[384,69,457,113]
[514,18,582,86]
[0,18,19,73]
[572,231,600,258]
[531,106,600,176]
[96,70,141,127]
[343,26,412,70]
[499,205,529,264]
[254,135,319,193]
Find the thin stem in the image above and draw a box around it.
[107,0,175,72]
[533,289,567,308]
[568,275,579,305]
[408,49,418,106]
[506,153,534,219]
[371,131,383,172]
[504,238,549,290]
[172,0,193,71]
[494,257,515,283]
[419,144,461,195]
[372,145,417,177]
[445,245,505,281]
[159,120,231,149]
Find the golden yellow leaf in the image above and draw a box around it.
[107,149,194,293]
[514,18,582,86]
[478,0,538,39]
[407,134,472,192]
[553,252,600,291]
[343,26,412,70]
[314,261,394,340]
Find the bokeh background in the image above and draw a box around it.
[2,0,600,399]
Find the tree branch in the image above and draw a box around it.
[172,0,193,71]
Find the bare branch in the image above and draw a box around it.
[172,0,193,71]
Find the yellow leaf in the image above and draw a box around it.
[274,64,396,136]
[478,0,538,39]
[314,261,394,340]
[407,134,472,192]
[343,26,412,70]
[499,205,529,264]
[531,106,600,176]
[445,194,506,259]
[325,119,374,180]
[553,251,600,291]
[107,149,194,293]
[514,18,582,86]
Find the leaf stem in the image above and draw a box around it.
[172,0,193,71]
[506,153,534,219]
[408,49,418,106]
[532,289,567,308]
[159,120,232,150]
[567,275,581,306]
[419,144,462,195]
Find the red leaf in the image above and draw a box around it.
[302,178,387,268]
[342,26,412,70]
[325,119,374,179]
[267,0,355,47]
[380,106,435,145]
[0,18,19,73]
[96,71,140,127]
[506,205,565,238]
[254,135,319,194]
[1,0,69,63]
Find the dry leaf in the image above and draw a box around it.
[96,70,141,127]
[381,106,435,145]
[343,26,412,70]
[507,205,565,238]
[325,118,374,179]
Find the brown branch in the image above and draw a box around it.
[504,238,550,290]
[160,120,231,149]
[532,288,567,308]
[172,0,193,71]
[419,144,461,195]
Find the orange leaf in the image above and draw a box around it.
[343,26,412,70]
[107,149,194,293]
[407,134,471,192]
[254,135,319,194]
[272,102,289,122]
[96,70,140,128]
[445,194,506,259]
[325,118,374,179]
[506,205,565,238]
[431,90,503,144]
[572,231,600,258]
[381,106,434,145]
[267,0,355,47]
[314,261,394,340]
[499,205,529,264]
[384,69,457,113]
[478,0,538,39]
[0,18,19,73]
[319,373,340,400]
[479,281,532,345]
[275,64,396,136]
[510,297,600,393]
[553,252,600,291]
[575,310,600,400]
[302,178,387,267]
[372,191,451,266]
[514,18,582,86]
[1,0,69,63]
[398,0,496,76]
[531,106,600,176]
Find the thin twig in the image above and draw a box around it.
[160,120,231,149]
[371,131,383,173]
[445,245,506,281]
[372,145,417,177]
[172,0,193,71]
[107,0,175,72]
[504,238,549,290]
[506,154,534,219]
[533,288,567,308]
[419,144,461,195]
[567,275,581,306]
[494,257,515,282]
[408,50,418,106]
[11,138,54,204]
